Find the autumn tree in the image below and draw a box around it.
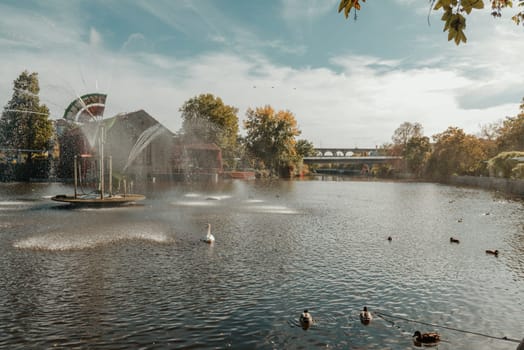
[338,0,524,45]
[426,127,488,179]
[179,94,239,167]
[496,98,524,152]
[404,136,432,177]
[244,105,301,177]
[478,120,502,157]
[0,71,53,180]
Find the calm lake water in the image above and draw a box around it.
[0,179,523,349]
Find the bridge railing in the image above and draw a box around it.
[313,148,384,157]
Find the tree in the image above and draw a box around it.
[426,126,488,179]
[391,122,423,152]
[0,71,53,179]
[496,98,524,152]
[389,122,424,173]
[244,105,301,176]
[404,136,431,177]
[487,151,524,178]
[338,0,524,45]
[295,139,316,158]
[179,94,239,167]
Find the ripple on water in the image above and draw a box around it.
[1,181,523,350]
[12,223,171,250]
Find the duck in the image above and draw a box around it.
[202,223,215,244]
[413,331,440,345]
[450,237,460,243]
[299,309,313,327]
[485,249,499,256]
[359,306,373,324]
[387,236,392,242]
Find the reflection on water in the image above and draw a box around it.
[0,180,523,349]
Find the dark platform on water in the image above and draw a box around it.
[51,194,146,207]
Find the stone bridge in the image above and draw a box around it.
[313,147,378,157]
[303,148,401,165]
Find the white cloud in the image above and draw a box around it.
[280,0,339,20]
[89,27,103,48]
[0,1,522,150]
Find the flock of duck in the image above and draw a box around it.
[299,306,524,348]
[199,209,514,347]
[387,216,500,258]
[299,307,441,346]
[448,236,499,257]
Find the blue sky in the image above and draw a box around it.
[1,0,523,147]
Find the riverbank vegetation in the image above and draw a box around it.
[388,100,524,181]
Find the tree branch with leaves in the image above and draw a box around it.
[338,0,524,45]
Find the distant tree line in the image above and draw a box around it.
[1,70,522,181]
[0,71,316,181]
[178,93,315,178]
[386,102,524,180]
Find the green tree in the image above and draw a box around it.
[179,94,239,167]
[405,136,431,177]
[244,105,301,176]
[487,151,524,178]
[496,98,524,152]
[338,0,524,45]
[0,71,53,179]
[426,126,487,179]
[295,139,316,158]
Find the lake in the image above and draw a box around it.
[0,179,523,349]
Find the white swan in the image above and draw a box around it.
[359,306,373,324]
[202,223,215,243]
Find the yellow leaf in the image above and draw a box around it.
[460,30,467,43]
[472,0,485,9]
[448,30,455,41]
[338,0,349,13]
[344,4,351,18]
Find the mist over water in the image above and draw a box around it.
[123,124,166,172]
[0,180,523,349]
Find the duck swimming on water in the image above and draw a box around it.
[359,306,373,324]
[299,309,313,328]
[413,331,440,345]
[485,249,499,256]
[202,223,215,243]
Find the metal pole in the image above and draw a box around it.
[99,125,104,200]
[109,155,112,197]
[74,155,78,199]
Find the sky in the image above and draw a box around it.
[1,0,523,148]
